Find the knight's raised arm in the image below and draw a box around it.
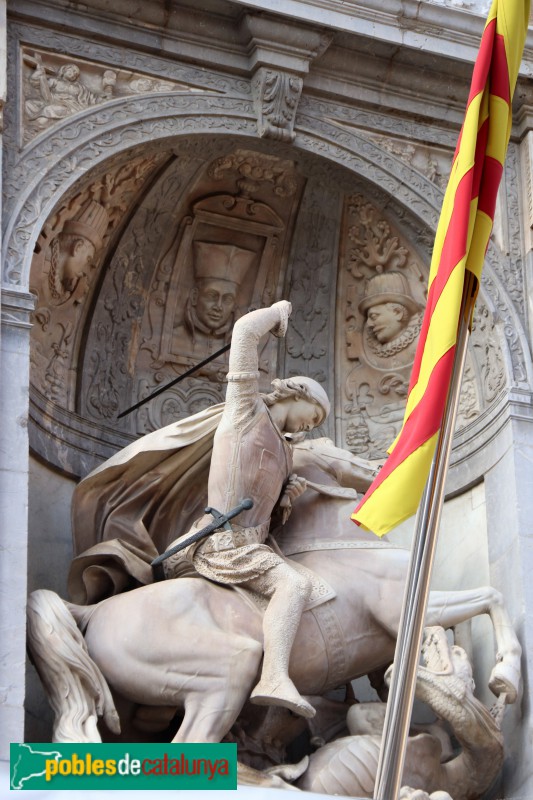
[228,302,291,375]
[223,302,291,429]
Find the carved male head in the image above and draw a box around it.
[359,272,423,345]
[190,242,255,332]
[54,200,109,294]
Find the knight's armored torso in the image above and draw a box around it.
[207,401,292,532]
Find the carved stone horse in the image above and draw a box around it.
[27,438,521,746]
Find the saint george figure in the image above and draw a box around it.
[47,200,109,304]
[173,241,256,359]
[166,300,330,718]
[359,271,424,369]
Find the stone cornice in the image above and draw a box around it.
[228,0,533,75]
[10,0,533,143]
[1,287,35,329]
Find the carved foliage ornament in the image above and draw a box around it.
[252,68,303,143]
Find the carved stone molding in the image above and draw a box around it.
[242,13,331,143]
[1,288,36,330]
[241,13,332,75]
[362,132,452,191]
[10,22,252,105]
[520,131,533,254]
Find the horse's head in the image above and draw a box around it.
[293,437,380,493]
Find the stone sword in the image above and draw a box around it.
[151,497,254,580]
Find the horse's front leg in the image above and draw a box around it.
[426,586,521,703]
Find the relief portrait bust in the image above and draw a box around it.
[172,240,256,360]
[358,271,424,370]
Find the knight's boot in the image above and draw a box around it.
[250,677,316,719]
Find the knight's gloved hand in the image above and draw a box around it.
[270,300,292,338]
[279,474,307,524]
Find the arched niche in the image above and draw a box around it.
[1,96,527,491]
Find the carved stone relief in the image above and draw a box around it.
[8,70,523,474]
[77,146,305,433]
[470,302,506,405]
[500,144,525,319]
[29,152,168,408]
[520,131,533,253]
[337,193,483,459]
[252,68,303,143]
[363,132,453,192]
[282,177,343,427]
[21,46,205,144]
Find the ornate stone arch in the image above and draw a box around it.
[3,92,530,485]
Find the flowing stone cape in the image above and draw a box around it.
[69,404,224,604]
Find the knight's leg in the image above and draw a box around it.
[248,563,315,719]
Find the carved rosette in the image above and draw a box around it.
[252,68,303,143]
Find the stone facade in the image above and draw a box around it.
[1,0,533,797]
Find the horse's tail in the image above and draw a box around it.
[27,589,121,742]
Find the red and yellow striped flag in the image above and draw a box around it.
[352,0,530,537]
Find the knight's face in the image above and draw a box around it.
[283,398,322,434]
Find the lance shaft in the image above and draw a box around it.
[373,271,477,800]
[117,342,231,419]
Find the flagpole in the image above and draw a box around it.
[373,271,478,800]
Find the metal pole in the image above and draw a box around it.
[373,272,477,800]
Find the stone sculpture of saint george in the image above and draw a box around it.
[166,300,330,719]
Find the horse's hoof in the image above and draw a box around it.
[489,662,521,704]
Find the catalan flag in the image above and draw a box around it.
[352,0,530,536]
